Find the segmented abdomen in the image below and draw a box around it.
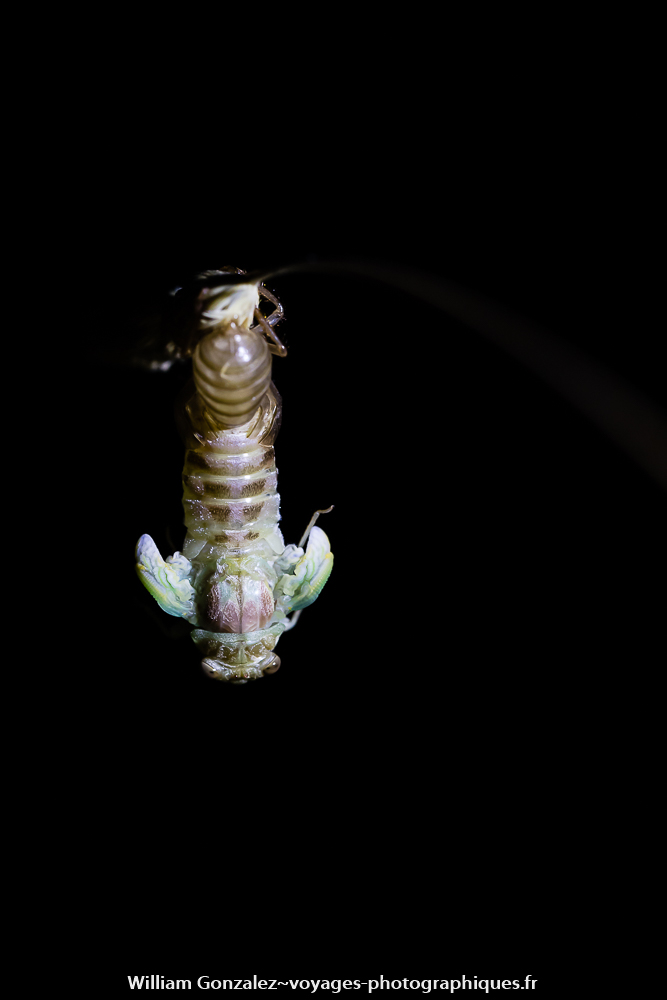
[192,313,272,425]
[179,386,285,633]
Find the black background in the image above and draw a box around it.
[57,148,661,969]
[76,199,663,771]
[26,22,661,979]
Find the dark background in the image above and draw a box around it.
[58,150,659,951]
[29,25,660,975]
[77,200,663,751]
[45,125,659,973]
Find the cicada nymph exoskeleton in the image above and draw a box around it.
[135,268,333,683]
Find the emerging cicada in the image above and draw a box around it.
[135,268,333,683]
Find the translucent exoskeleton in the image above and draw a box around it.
[135,268,333,683]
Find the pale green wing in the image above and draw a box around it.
[135,534,196,620]
[274,526,333,615]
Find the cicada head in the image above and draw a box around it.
[191,624,284,683]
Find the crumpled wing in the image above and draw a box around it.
[274,526,333,615]
[135,534,196,620]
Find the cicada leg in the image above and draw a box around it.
[298,506,334,548]
[282,610,302,632]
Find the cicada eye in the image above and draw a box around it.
[201,656,232,680]
[262,655,281,675]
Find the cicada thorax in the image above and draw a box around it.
[177,285,286,679]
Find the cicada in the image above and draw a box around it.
[135,268,333,683]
